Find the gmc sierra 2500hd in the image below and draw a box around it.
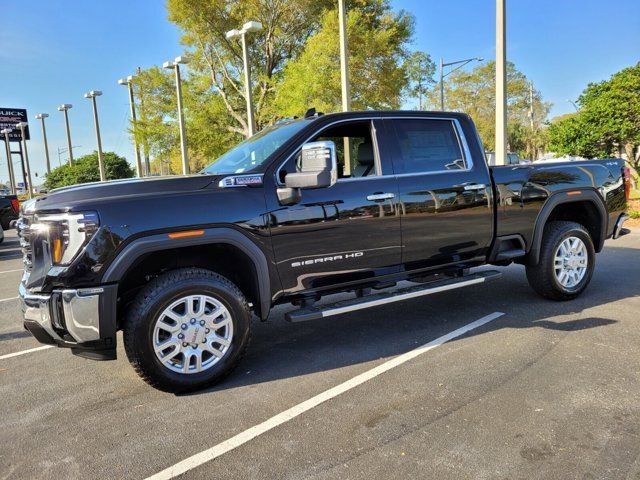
[18,110,631,392]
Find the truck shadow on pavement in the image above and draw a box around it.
[0,330,32,342]
[181,244,637,396]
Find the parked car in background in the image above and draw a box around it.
[486,152,529,165]
[0,193,19,230]
[0,223,4,245]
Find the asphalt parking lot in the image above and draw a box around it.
[1,226,639,480]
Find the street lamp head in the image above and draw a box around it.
[119,75,135,85]
[84,90,103,98]
[225,29,241,39]
[174,55,189,65]
[16,122,28,129]
[163,60,176,70]
[0,128,12,135]
[242,21,263,33]
[477,57,484,62]
[35,113,49,119]
[58,104,73,111]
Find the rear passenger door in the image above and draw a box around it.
[387,117,493,271]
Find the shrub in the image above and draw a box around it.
[44,152,134,190]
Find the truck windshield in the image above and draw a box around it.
[201,119,307,175]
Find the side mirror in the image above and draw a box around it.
[285,141,337,190]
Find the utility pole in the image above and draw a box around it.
[439,57,444,111]
[58,104,74,165]
[16,122,33,199]
[338,0,352,176]
[226,22,263,138]
[136,67,151,176]
[1,128,16,195]
[85,91,106,181]
[35,114,51,174]
[495,0,508,166]
[528,81,535,161]
[529,81,534,130]
[163,56,190,175]
[118,76,144,177]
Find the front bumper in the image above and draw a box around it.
[20,282,118,360]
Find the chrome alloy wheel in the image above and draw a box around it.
[152,294,234,374]
[554,236,588,289]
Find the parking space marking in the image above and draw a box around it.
[0,345,54,361]
[146,311,505,480]
[0,296,18,303]
[0,269,23,274]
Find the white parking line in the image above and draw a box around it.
[0,345,54,361]
[0,296,18,303]
[0,268,23,275]
[146,311,505,480]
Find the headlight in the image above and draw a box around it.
[32,211,100,266]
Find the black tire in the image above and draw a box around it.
[526,221,595,301]
[123,268,252,393]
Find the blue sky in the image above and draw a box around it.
[1,0,638,183]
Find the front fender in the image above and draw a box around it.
[102,227,271,320]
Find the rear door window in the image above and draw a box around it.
[390,119,467,174]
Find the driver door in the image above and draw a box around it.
[264,119,402,296]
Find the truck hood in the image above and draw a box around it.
[30,175,218,213]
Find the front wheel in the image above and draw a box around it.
[123,268,252,393]
[526,221,595,301]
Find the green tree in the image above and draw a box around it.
[273,0,414,117]
[545,63,640,174]
[44,152,134,190]
[581,63,640,172]
[404,50,435,110]
[166,0,334,138]
[546,112,612,159]
[427,60,551,159]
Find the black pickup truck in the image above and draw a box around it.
[18,111,630,392]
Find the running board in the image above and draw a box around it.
[285,270,502,323]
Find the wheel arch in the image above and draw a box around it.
[102,228,271,320]
[527,189,607,266]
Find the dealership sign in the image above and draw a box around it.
[0,108,30,141]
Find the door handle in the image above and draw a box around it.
[367,192,395,202]
[459,183,486,191]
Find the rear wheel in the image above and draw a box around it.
[124,268,252,393]
[526,221,595,301]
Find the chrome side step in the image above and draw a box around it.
[286,270,502,322]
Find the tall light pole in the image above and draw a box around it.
[84,90,106,181]
[1,128,16,195]
[35,113,51,174]
[439,57,483,111]
[226,21,263,138]
[567,99,579,112]
[15,122,33,199]
[163,56,191,175]
[57,104,74,165]
[337,0,352,176]
[495,0,508,166]
[118,76,144,177]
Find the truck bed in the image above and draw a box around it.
[490,159,627,251]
